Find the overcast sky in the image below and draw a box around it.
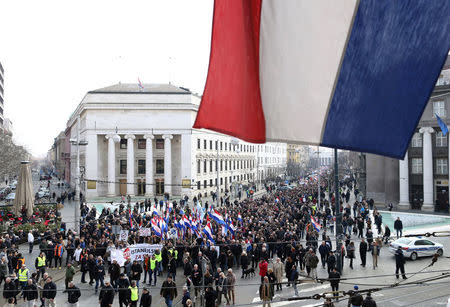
[0,0,213,157]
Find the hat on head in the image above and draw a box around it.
[354,285,359,290]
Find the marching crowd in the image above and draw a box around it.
[0,175,393,307]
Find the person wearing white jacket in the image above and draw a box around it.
[27,231,34,254]
[74,246,83,267]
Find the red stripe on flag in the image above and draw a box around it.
[193,0,266,143]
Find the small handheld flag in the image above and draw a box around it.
[436,114,448,136]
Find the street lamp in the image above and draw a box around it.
[313,147,321,209]
[71,116,89,233]
[230,139,240,199]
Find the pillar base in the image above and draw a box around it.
[421,203,434,212]
[397,202,410,210]
[107,193,116,198]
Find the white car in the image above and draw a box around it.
[389,237,444,260]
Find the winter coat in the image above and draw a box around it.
[273,262,284,282]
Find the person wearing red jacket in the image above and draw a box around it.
[258,259,268,283]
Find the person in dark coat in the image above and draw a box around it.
[139,287,152,307]
[99,281,115,307]
[348,285,364,307]
[131,260,143,287]
[362,293,377,307]
[319,242,330,269]
[118,274,130,307]
[160,276,177,307]
[328,268,340,301]
[240,252,248,278]
[394,217,403,239]
[109,259,121,290]
[383,225,391,244]
[168,256,177,281]
[67,281,81,305]
[395,247,407,280]
[23,279,38,304]
[43,277,57,306]
[359,239,368,267]
[3,277,17,303]
[204,286,218,307]
[326,252,336,274]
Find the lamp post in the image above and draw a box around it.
[230,139,240,199]
[71,116,89,233]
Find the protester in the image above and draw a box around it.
[99,280,115,307]
[160,275,177,307]
[67,281,81,307]
[42,277,57,307]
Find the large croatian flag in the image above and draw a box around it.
[193,0,450,159]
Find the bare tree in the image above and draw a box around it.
[0,134,30,182]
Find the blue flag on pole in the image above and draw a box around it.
[436,114,448,136]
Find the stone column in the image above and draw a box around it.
[420,127,434,211]
[144,134,154,196]
[398,151,410,209]
[85,133,98,198]
[106,134,120,196]
[162,134,173,196]
[125,134,136,196]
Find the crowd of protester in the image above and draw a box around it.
[0,174,389,307]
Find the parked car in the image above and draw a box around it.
[5,192,15,201]
[389,237,444,260]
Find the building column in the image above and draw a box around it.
[420,127,434,211]
[85,133,98,198]
[144,134,154,196]
[398,151,410,209]
[106,134,120,197]
[162,134,173,197]
[125,134,135,196]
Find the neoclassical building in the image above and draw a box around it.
[64,83,286,199]
[366,56,450,210]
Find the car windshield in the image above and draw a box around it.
[396,238,412,245]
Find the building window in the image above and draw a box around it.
[197,160,201,174]
[120,160,127,174]
[204,140,207,149]
[197,181,201,190]
[215,178,217,186]
[210,160,213,172]
[156,159,164,174]
[220,142,223,150]
[436,131,447,147]
[225,143,227,151]
[433,101,446,118]
[210,140,213,150]
[138,160,145,174]
[225,160,227,171]
[120,139,127,149]
[436,158,448,175]
[156,139,164,149]
[411,158,423,174]
[204,180,207,188]
[138,139,146,149]
[411,133,422,147]
[197,139,201,149]
[220,160,223,171]
[220,178,223,185]
[209,179,213,187]
[215,141,218,150]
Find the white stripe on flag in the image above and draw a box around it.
[259,0,359,143]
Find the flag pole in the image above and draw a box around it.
[334,148,343,274]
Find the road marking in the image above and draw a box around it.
[300,284,330,292]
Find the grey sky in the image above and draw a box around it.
[0,0,213,156]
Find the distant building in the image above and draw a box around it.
[366,55,450,211]
[0,61,4,131]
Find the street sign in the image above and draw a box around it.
[182,179,191,188]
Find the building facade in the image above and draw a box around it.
[367,56,450,210]
[63,83,286,200]
[0,61,4,131]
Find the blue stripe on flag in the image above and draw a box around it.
[321,0,450,159]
